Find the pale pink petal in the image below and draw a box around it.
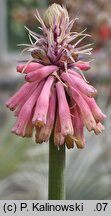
[74,61,91,71]
[33,76,54,127]
[24,112,34,137]
[17,62,43,73]
[56,81,74,137]
[37,87,56,142]
[12,81,44,136]
[71,105,85,149]
[94,122,105,135]
[70,87,96,131]
[54,111,65,146]
[61,72,97,97]
[81,93,106,122]
[25,65,57,82]
[6,81,38,111]
[14,83,38,116]
[68,69,82,79]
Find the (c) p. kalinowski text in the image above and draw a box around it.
[32,202,84,212]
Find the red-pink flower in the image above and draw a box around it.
[6,4,106,149]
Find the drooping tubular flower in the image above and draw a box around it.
[6,3,106,149]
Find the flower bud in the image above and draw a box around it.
[43,3,69,30]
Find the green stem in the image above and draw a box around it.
[48,133,65,200]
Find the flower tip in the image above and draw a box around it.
[11,128,15,133]
[5,98,12,108]
[103,113,107,119]
[11,127,19,136]
[86,120,97,132]
[94,122,105,135]
[5,101,9,108]
[43,3,69,30]
[75,62,91,71]
[17,65,21,72]
[75,139,85,149]
[65,135,74,149]
[89,86,97,97]
[17,64,25,73]
[5,100,14,110]
[35,121,45,128]
[25,74,31,82]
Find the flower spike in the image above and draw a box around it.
[6,3,106,149]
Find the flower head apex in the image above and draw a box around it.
[6,4,106,149]
[23,3,92,67]
[44,3,69,30]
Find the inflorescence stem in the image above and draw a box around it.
[48,132,65,200]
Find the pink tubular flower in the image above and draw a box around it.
[17,62,43,74]
[70,87,97,131]
[54,111,65,147]
[32,75,54,127]
[56,81,74,137]
[74,61,91,71]
[6,82,38,111]
[81,93,106,123]
[56,81,74,148]
[94,122,105,135]
[24,116,34,137]
[11,80,45,137]
[61,72,97,97]
[6,3,106,149]
[35,87,56,143]
[71,105,85,149]
[25,65,57,82]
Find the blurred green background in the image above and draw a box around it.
[0,0,111,199]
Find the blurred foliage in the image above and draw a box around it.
[0,113,48,199]
[7,0,48,51]
[63,0,111,50]
[0,116,33,179]
[66,131,111,200]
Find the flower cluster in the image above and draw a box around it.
[6,4,106,149]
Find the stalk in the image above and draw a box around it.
[48,133,65,200]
